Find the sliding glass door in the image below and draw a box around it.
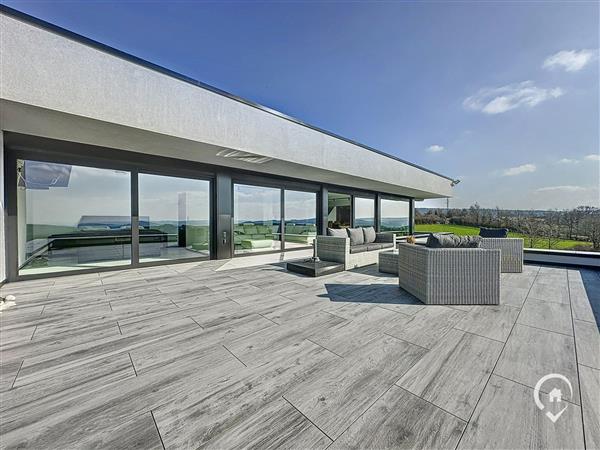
[380,197,410,235]
[17,159,131,276]
[234,184,282,254]
[138,173,211,262]
[284,190,317,249]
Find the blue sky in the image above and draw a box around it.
[5,1,599,210]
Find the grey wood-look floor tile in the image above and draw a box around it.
[153,340,337,448]
[454,304,520,342]
[0,345,239,449]
[527,283,570,305]
[77,412,163,450]
[574,319,600,369]
[2,353,135,411]
[330,386,465,450]
[397,329,503,420]
[283,335,426,439]
[385,306,465,349]
[131,313,273,373]
[0,359,23,392]
[579,365,600,450]
[226,311,346,366]
[457,375,584,450]
[517,298,573,336]
[500,285,529,308]
[257,297,342,324]
[308,306,405,357]
[494,324,579,402]
[162,397,331,450]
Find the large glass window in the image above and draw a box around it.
[139,173,210,262]
[17,159,131,276]
[328,192,351,229]
[380,197,410,235]
[234,184,281,254]
[284,190,317,249]
[354,197,375,227]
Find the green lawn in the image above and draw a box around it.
[414,224,593,251]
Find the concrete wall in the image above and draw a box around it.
[0,13,453,199]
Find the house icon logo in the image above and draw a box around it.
[534,374,572,423]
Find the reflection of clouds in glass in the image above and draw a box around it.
[139,173,210,222]
[26,163,130,226]
[235,184,280,223]
[381,199,409,218]
[285,191,316,221]
[355,197,375,220]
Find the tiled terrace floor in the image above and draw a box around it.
[1,256,599,449]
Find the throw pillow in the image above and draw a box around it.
[347,227,365,245]
[327,228,347,238]
[479,227,509,238]
[363,226,377,243]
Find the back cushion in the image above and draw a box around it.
[347,227,365,245]
[479,227,509,238]
[327,228,347,238]
[426,233,481,248]
[363,226,377,244]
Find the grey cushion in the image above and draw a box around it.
[363,226,376,244]
[426,233,481,248]
[347,227,365,245]
[374,232,394,243]
[379,242,394,249]
[479,227,509,238]
[349,244,369,254]
[327,228,347,238]
[366,243,382,251]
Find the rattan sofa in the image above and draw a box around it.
[316,233,396,270]
[397,243,501,305]
[480,238,523,273]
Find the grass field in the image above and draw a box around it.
[414,224,593,251]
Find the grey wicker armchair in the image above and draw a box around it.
[480,238,523,273]
[397,243,501,305]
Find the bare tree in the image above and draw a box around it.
[580,209,600,250]
[522,216,544,249]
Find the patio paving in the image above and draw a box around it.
[1,256,599,449]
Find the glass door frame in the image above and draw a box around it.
[231,175,320,257]
[4,138,214,281]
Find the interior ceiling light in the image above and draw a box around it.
[216,149,273,164]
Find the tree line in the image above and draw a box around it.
[415,204,600,251]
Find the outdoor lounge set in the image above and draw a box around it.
[313,226,523,306]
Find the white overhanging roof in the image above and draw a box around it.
[0,7,454,199]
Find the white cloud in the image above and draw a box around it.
[535,185,587,193]
[557,158,579,164]
[543,49,597,72]
[426,144,445,153]
[584,153,600,161]
[463,81,563,115]
[502,163,537,176]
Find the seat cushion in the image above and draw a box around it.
[349,244,369,254]
[479,227,509,238]
[363,226,376,243]
[366,243,383,251]
[426,233,481,248]
[347,227,365,245]
[379,242,394,249]
[327,228,347,238]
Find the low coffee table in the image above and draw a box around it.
[378,250,399,274]
[286,260,344,277]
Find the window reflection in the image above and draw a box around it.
[380,198,410,235]
[17,159,131,275]
[139,173,210,262]
[354,197,375,227]
[328,192,351,228]
[284,190,317,249]
[234,184,281,254]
